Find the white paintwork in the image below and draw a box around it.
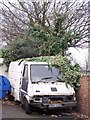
[8,61,75,101]
[8,61,25,100]
[31,82,75,96]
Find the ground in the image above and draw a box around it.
[0,100,89,120]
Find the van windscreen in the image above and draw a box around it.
[30,64,63,83]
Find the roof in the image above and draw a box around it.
[11,60,48,64]
[25,61,48,65]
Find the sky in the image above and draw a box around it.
[0,0,89,69]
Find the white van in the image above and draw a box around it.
[8,60,77,114]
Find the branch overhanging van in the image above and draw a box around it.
[8,60,77,114]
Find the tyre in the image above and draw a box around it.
[24,98,32,114]
[7,91,14,101]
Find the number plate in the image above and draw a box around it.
[49,104,62,108]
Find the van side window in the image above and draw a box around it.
[23,65,28,80]
[22,65,28,92]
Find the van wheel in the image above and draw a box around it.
[24,99,32,114]
[7,91,14,101]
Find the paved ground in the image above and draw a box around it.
[0,101,2,120]
[0,100,88,120]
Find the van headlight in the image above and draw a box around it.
[73,96,76,101]
[33,97,42,103]
[73,93,76,101]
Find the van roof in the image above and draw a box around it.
[25,61,49,65]
[10,61,49,65]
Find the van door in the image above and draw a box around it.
[20,64,28,103]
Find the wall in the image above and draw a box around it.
[77,76,90,117]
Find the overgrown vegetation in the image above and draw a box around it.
[2,38,38,66]
[28,24,81,56]
[2,22,83,66]
[18,55,81,90]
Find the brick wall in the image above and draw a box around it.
[77,76,90,117]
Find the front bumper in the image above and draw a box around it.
[30,101,77,109]
[30,95,77,109]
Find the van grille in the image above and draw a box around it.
[33,95,74,103]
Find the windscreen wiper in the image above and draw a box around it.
[41,76,53,80]
[37,76,53,82]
